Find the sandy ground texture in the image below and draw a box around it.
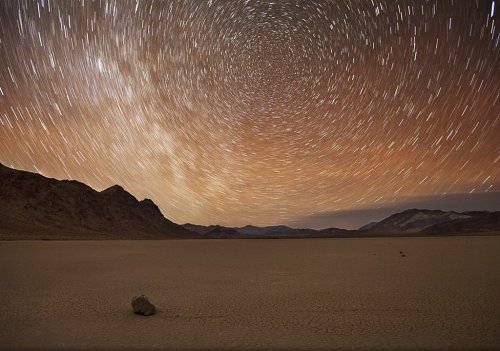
[1,237,500,350]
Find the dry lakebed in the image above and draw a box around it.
[1,236,499,350]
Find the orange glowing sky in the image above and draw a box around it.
[0,0,499,229]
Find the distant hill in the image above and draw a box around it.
[183,223,354,238]
[0,163,200,239]
[422,211,500,234]
[359,209,500,235]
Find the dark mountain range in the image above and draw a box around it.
[0,163,200,239]
[182,222,351,238]
[359,208,500,235]
[185,209,499,238]
[360,209,471,233]
[1,163,498,240]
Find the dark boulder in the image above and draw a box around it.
[131,295,156,316]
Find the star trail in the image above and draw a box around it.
[0,0,499,228]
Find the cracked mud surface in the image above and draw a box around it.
[1,236,499,350]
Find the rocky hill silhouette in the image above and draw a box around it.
[359,208,500,235]
[0,163,199,239]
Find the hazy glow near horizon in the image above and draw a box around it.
[0,0,499,228]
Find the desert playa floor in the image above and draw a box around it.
[1,237,500,350]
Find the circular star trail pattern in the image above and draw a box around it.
[0,0,499,228]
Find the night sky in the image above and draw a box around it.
[0,0,499,229]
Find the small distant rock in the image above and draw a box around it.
[131,295,156,316]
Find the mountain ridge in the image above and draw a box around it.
[1,163,498,239]
[0,163,200,239]
[182,207,499,238]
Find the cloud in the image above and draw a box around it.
[288,192,500,230]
